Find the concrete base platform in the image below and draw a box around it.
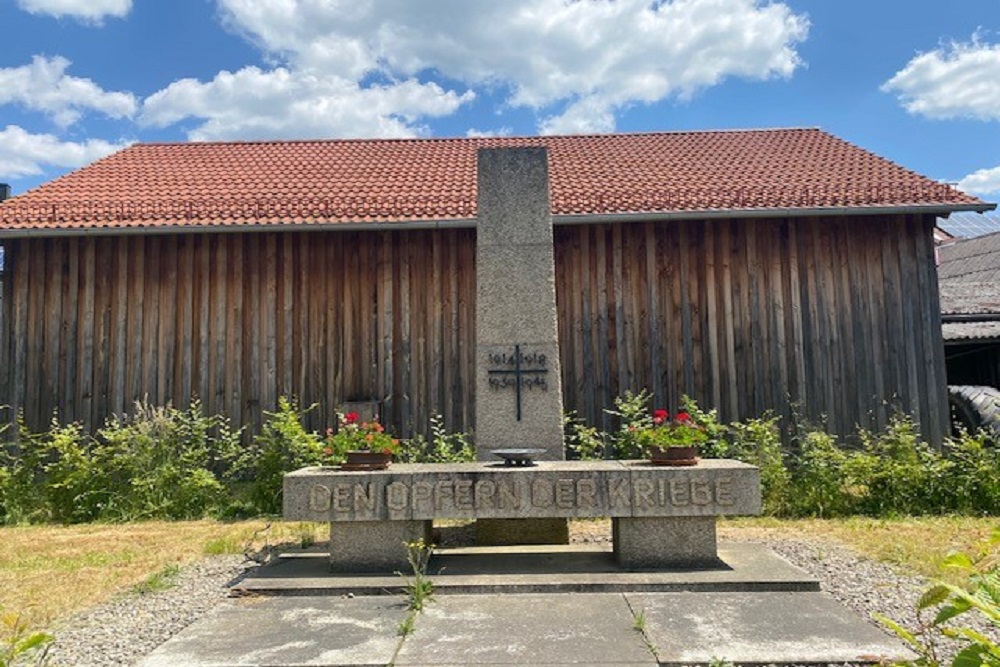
[139,591,913,666]
[233,542,821,596]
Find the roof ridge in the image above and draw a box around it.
[128,127,825,149]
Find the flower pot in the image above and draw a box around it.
[648,445,699,466]
[341,450,392,471]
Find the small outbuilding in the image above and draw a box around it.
[0,129,992,445]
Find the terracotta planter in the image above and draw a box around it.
[341,450,392,471]
[648,445,699,466]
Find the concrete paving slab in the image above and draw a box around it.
[394,593,657,666]
[138,596,408,667]
[234,542,819,596]
[626,591,915,665]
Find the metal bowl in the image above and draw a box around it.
[490,448,546,466]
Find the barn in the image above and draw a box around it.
[0,128,991,445]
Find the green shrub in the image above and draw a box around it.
[679,396,729,459]
[847,416,942,517]
[944,431,1000,514]
[788,429,853,518]
[564,411,606,460]
[244,398,323,515]
[88,400,240,521]
[0,400,241,524]
[726,414,791,515]
[397,415,475,463]
[604,390,654,459]
[0,416,76,524]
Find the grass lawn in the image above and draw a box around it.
[1,516,996,631]
[0,520,325,628]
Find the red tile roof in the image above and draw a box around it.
[0,128,988,233]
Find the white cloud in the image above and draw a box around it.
[0,56,137,127]
[540,96,617,135]
[186,0,807,136]
[958,166,1000,197]
[16,0,131,23]
[0,125,127,178]
[466,127,513,138]
[140,67,474,141]
[883,36,1000,121]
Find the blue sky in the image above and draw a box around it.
[2,0,1000,201]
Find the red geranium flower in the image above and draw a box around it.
[675,412,691,423]
[343,411,360,424]
[652,409,668,425]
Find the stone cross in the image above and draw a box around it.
[475,147,566,462]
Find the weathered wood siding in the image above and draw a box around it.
[0,214,948,444]
[554,215,948,443]
[0,230,477,438]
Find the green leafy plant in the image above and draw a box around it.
[604,389,654,459]
[726,413,791,515]
[876,528,1000,667]
[564,411,606,460]
[131,564,182,595]
[0,610,52,667]
[632,608,647,632]
[399,538,435,612]
[395,415,474,463]
[246,398,323,515]
[788,429,853,518]
[678,396,729,458]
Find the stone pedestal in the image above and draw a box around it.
[474,147,564,461]
[328,520,431,572]
[613,516,720,569]
[474,147,567,544]
[284,460,761,572]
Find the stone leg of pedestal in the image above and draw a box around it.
[613,517,721,569]
[328,520,432,572]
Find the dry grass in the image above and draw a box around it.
[0,520,325,628]
[719,516,999,583]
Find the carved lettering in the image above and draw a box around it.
[308,484,331,512]
[474,480,496,508]
[658,479,667,506]
[333,485,352,513]
[531,479,553,508]
[609,478,630,509]
[576,479,597,508]
[386,482,408,511]
[634,478,655,509]
[498,481,521,509]
[434,480,454,510]
[669,479,689,506]
[691,479,712,506]
[555,479,575,509]
[454,480,474,510]
[412,482,433,511]
[715,477,734,506]
[353,483,376,511]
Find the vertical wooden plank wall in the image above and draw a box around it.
[554,214,948,444]
[0,213,949,445]
[0,230,477,439]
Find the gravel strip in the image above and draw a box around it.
[46,555,254,667]
[42,530,997,666]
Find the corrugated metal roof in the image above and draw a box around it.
[0,128,986,233]
[942,321,1000,342]
[939,281,1000,316]
[938,232,1000,284]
